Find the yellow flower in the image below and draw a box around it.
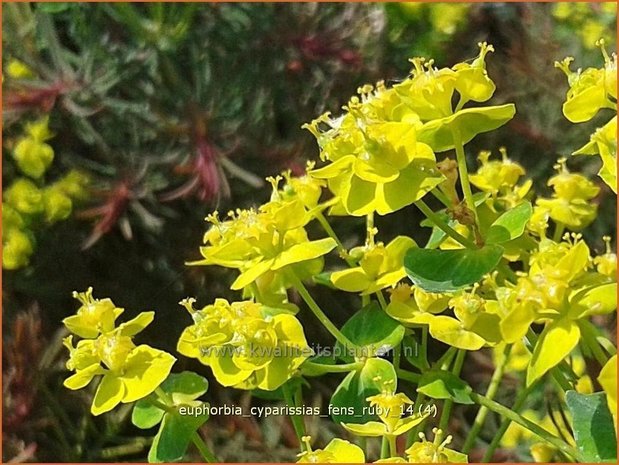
[331,235,416,294]
[4,178,44,215]
[297,436,365,463]
[177,298,311,391]
[536,159,599,231]
[63,287,124,338]
[405,428,468,463]
[555,42,616,123]
[469,149,526,196]
[193,190,336,296]
[2,228,33,270]
[343,379,427,438]
[574,116,617,193]
[594,236,617,277]
[7,59,35,79]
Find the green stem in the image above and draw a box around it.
[462,344,512,453]
[380,436,389,459]
[420,326,429,370]
[388,434,397,458]
[454,94,468,113]
[367,211,375,245]
[289,272,357,352]
[497,260,518,284]
[393,342,402,370]
[579,320,609,365]
[315,210,356,267]
[301,361,363,376]
[414,199,476,249]
[191,432,217,463]
[283,383,306,450]
[552,222,566,243]
[99,439,151,459]
[407,326,429,446]
[155,387,172,404]
[439,349,466,430]
[435,346,457,370]
[470,392,582,462]
[451,126,478,221]
[396,368,421,384]
[376,290,388,310]
[481,382,535,462]
[407,391,426,447]
[431,187,452,208]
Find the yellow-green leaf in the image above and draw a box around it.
[341,421,387,437]
[527,319,580,386]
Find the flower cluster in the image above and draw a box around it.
[534,159,600,232]
[556,40,617,192]
[304,42,515,216]
[3,115,89,269]
[62,288,175,415]
[386,284,498,351]
[469,148,531,209]
[191,172,335,310]
[12,117,55,179]
[177,298,311,390]
[3,169,89,269]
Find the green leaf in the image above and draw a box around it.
[336,303,405,362]
[404,245,503,293]
[313,271,337,288]
[132,398,165,429]
[159,372,209,405]
[36,3,73,13]
[485,201,532,244]
[428,316,486,350]
[330,358,396,424]
[149,408,209,463]
[417,370,474,404]
[402,334,429,371]
[566,391,617,462]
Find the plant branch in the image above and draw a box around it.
[414,199,476,249]
[289,272,357,352]
[462,344,512,453]
[470,392,582,462]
